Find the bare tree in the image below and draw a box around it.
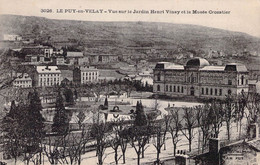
[224,95,236,141]
[109,131,121,165]
[43,136,63,165]
[91,122,110,165]
[128,126,150,165]
[210,99,224,138]
[181,107,197,152]
[168,109,182,156]
[152,121,168,165]
[195,105,212,152]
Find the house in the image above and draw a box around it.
[53,55,65,65]
[12,73,32,88]
[88,54,119,64]
[73,66,99,84]
[78,57,89,66]
[3,34,22,41]
[66,52,84,65]
[33,66,61,87]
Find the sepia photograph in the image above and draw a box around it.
[0,0,260,164]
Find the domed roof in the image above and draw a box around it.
[186,58,210,68]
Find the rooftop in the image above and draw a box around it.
[67,52,84,58]
[36,66,61,74]
[155,62,184,70]
[186,57,210,68]
[199,66,225,71]
[224,63,248,72]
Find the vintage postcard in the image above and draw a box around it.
[0,0,260,164]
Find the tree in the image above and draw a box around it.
[181,107,197,152]
[109,131,121,165]
[128,126,151,165]
[23,90,45,164]
[134,101,147,127]
[52,90,69,135]
[168,109,182,156]
[210,99,224,138]
[91,122,110,165]
[2,101,24,164]
[195,105,212,152]
[64,88,74,104]
[152,122,168,165]
[224,95,236,141]
[118,128,129,164]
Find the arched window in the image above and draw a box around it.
[157,85,160,91]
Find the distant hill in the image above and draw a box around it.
[0,14,260,56]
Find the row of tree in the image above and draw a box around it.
[2,90,260,165]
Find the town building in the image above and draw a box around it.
[33,66,61,87]
[12,73,32,88]
[88,54,119,64]
[53,55,65,65]
[66,52,84,65]
[3,34,22,41]
[153,58,249,99]
[73,66,99,84]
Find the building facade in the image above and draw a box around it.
[73,66,99,84]
[88,54,119,64]
[66,52,84,65]
[153,58,249,99]
[34,66,61,87]
[12,73,32,88]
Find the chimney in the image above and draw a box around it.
[248,123,259,140]
[209,134,220,154]
[175,150,191,165]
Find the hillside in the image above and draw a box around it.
[0,14,260,56]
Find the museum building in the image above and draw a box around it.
[153,58,249,99]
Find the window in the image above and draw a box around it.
[174,86,176,92]
[228,80,232,85]
[177,86,180,92]
[206,88,208,95]
[170,86,172,92]
[237,79,239,85]
[215,89,218,95]
[157,74,161,81]
[157,85,160,91]
[166,85,168,92]
[210,88,213,95]
[219,89,222,96]
[181,86,184,93]
[241,75,244,85]
[202,88,204,95]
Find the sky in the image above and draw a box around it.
[0,0,260,37]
